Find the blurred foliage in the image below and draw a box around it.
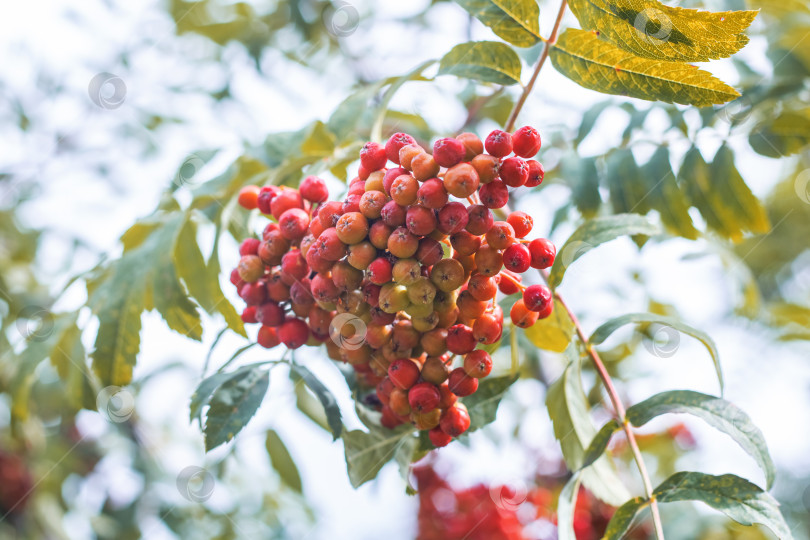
[1,0,809,538]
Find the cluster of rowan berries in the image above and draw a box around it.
[231,127,556,447]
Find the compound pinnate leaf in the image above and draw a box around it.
[343,425,416,488]
[453,0,541,47]
[589,312,723,392]
[289,363,343,440]
[642,146,699,240]
[550,28,741,106]
[464,373,519,431]
[549,213,660,288]
[603,497,648,539]
[557,473,582,540]
[524,299,575,352]
[581,419,620,469]
[654,472,794,539]
[568,0,757,62]
[626,390,775,489]
[547,346,630,505]
[709,145,771,238]
[89,213,204,386]
[204,366,269,451]
[266,429,303,493]
[439,41,523,86]
[749,108,810,158]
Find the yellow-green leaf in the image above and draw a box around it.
[453,0,541,47]
[710,145,771,236]
[266,429,303,493]
[568,0,757,61]
[523,299,574,352]
[439,41,523,86]
[643,146,699,239]
[749,108,810,158]
[550,28,740,106]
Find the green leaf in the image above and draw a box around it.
[606,148,651,216]
[550,28,741,106]
[603,497,648,539]
[709,145,771,239]
[190,364,262,424]
[626,390,775,488]
[642,146,699,240]
[654,472,794,539]
[175,215,245,337]
[265,429,303,493]
[680,146,738,240]
[567,0,757,62]
[453,0,541,47]
[589,312,723,392]
[51,322,95,411]
[463,373,519,431]
[523,299,575,352]
[750,108,810,158]
[561,153,602,218]
[438,41,523,86]
[548,213,660,288]
[575,101,612,147]
[204,366,269,451]
[89,213,203,386]
[343,425,416,488]
[301,121,336,156]
[546,345,630,505]
[289,363,343,440]
[556,473,582,540]
[581,419,620,469]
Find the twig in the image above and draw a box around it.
[545,272,665,539]
[504,0,569,132]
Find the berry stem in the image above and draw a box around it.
[504,0,568,133]
[540,269,666,539]
[498,272,526,291]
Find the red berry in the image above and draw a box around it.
[406,205,437,236]
[280,250,309,281]
[237,185,260,210]
[416,237,444,267]
[497,273,522,295]
[512,126,542,158]
[499,157,529,187]
[241,306,258,324]
[529,238,556,269]
[510,299,539,328]
[486,221,516,250]
[278,208,310,240]
[317,201,344,228]
[448,368,478,397]
[466,204,494,236]
[381,200,407,227]
[256,302,285,327]
[485,130,513,157]
[473,312,502,344]
[360,141,387,171]
[417,178,449,209]
[257,326,281,348]
[299,175,328,203]
[464,350,492,378]
[525,160,545,187]
[503,243,531,273]
[446,324,476,355]
[239,238,260,256]
[432,138,466,168]
[507,211,533,238]
[270,188,304,220]
[279,318,309,348]
[388,358,420,390]
[478,179,509,209]
[385,133,417,164]
[440,404,471,436]
[257,186,279,214]
[368,257,393,285]
[437,202,469,235]
[523,284,553,313]
[429,426,453,447]
[240,282,267,306]
[408,382,441,413]
[383,167,408,195]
